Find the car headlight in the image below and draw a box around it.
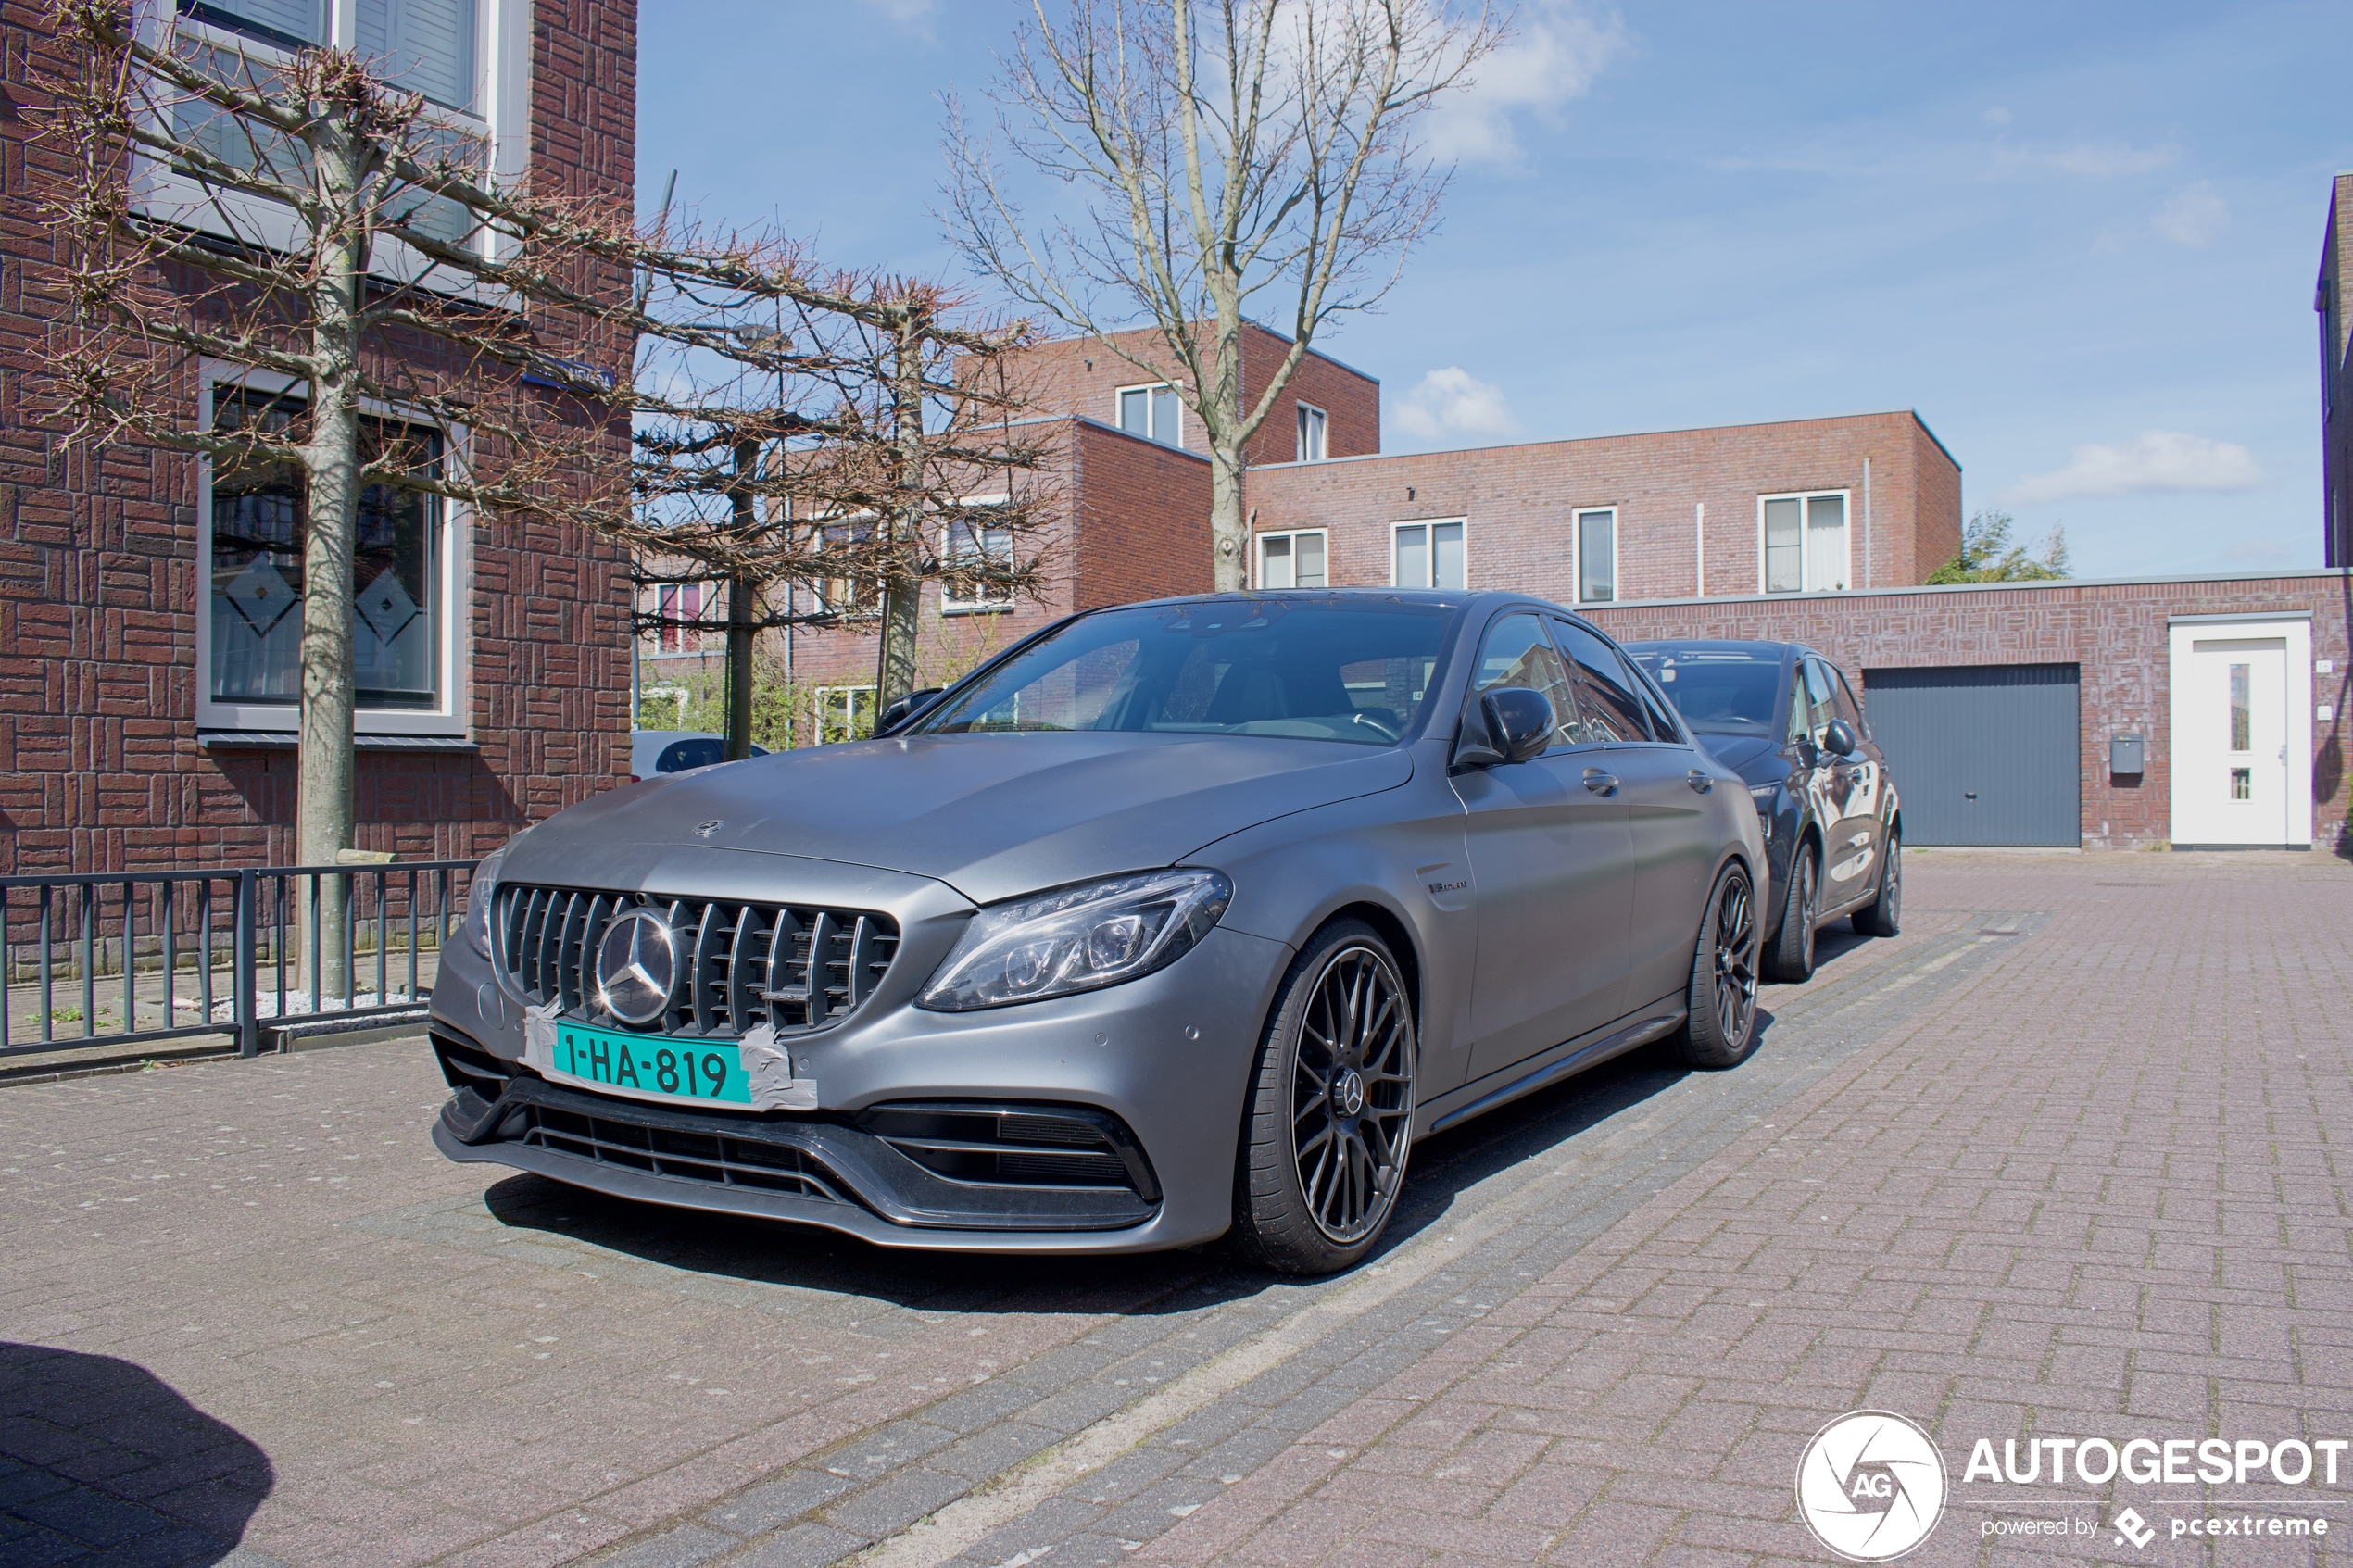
[919,868,1232,1012]
[462,847,506,960]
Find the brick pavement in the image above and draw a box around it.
[1,850,2348,1568]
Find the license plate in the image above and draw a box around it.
[547,1025,750,1107]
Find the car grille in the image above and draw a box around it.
[496,884,899,1038]
[514,1102,849,1203]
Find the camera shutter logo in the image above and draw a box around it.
[596,909,679,1026]
[1796,1411,1947,1561]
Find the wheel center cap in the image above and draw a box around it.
[1333,1069,1366,1117]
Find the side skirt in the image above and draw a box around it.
[1416,1006,1687,1137]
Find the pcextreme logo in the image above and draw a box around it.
[1796,1411,1949,1561]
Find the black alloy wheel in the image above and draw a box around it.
[1234,921,1417,1273]
[1854,830,1902,937]
[1768,843,1819,983]
[1677,862,1761,1069]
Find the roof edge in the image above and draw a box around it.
[1579,567,2349,611]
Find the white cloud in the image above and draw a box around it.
[859,0,936,36]
[2155,181,2229,246]
[1393,367,1519,443]
[1994,140,2179,177]
[1425,1,1629,166]
[2002,431,2265,505]
[1982,107,2011,127]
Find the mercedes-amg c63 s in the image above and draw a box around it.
[429,591,1766,1273]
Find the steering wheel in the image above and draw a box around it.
[1349,710,1400,741]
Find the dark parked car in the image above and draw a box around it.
[429,593,1766,1274]
[1621,641,1902,982]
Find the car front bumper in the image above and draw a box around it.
[426,920,1294,1254]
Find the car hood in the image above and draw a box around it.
[503,732,1416,906]
[1692,733,1780,780]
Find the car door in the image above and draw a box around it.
[1812,658,1883,906]
[1553,617,1717,1012]
[1450,610,1636,1084]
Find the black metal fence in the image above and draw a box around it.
[0,860,479,1061]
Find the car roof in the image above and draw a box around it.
[1620,638,1806,660]
[1101,586,1604,621]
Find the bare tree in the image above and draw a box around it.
[35,1,1051,990]
[949,0,1502,590]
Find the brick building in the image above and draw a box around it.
[2322,170,2352,570]
[0,0,638,876]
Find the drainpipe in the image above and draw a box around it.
[1693,503,1705,597]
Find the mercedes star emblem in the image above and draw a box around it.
[695,820,724,838]
[595,909,679,1025]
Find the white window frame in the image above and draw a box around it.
[1253,528,1329,590]
[1756,489,1854,595]
[1390,518,1468,591]
[1572,507,1617,605]
[939,494,1016,615]
[135,1,532,273]
[814,684,877,745]
[194,361,471,736]
[1295,401,1328,462]
[1112,382,1181,446]
[643,580,716,659]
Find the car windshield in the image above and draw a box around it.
[1626,647,1784,738]
[912,598,1454,746]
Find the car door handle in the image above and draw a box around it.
[1582,768,1618,797]
[1686,770,1712,794]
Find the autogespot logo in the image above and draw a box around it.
[1797,1411,1949,1561]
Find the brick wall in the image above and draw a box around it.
[1244,410,1961,602]
[0,0,638,874]
[1582,572,2353,852]
[1001,321,1379,467]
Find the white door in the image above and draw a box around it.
[2169,622,2311,847]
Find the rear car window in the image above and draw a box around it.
[1628,647,1783,738]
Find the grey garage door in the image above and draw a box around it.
[1861,664,2081,847]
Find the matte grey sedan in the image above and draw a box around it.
[428,591,1766,1273]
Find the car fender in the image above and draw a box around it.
[1181,745,1479,1099]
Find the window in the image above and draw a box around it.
[1295,402,1328,462]
[1575,508,1617,604]
[2229,663,2251,751]
[1115,383,1180,446]
[1550,619,1652,743]
[161,1,510,257]
[1761,492,1850,594]
[653,583,704,654]
[1392,521,1466,590]
[1626,646,1781,740]
[816,685,876,745]
[1791,657,1836,744]
[203,382,451,720]
[941,513,1015,613]
[1256,530,1327,590]
[1824,661,1868,741]
[1471,613,1579,747]
[817,520,880,618]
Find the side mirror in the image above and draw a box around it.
[1823,718,1857,757]
[1481,687,1554,765]
[879,687,945,734]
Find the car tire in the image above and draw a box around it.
[1676,861,1761,1070]
[1852,829,1902,937]
[1765,840,1819,983]
[1230,920,1417,1276]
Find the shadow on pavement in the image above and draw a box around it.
[472,922,1896,1316]
[0,1342,273,1566]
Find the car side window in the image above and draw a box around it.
[1825,662,1868,741]
[658,738,724,773]
[1549,618,1651,743]
[1472,612,1580,748]
[1794,659,1835,745]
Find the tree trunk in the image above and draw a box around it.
[724,437,758,759]
[1205,295,1249,592]
[1209,444,1248,592]
[872,310,926,721]
[298,106,366,998]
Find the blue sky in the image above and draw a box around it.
[637,1,2349,579]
